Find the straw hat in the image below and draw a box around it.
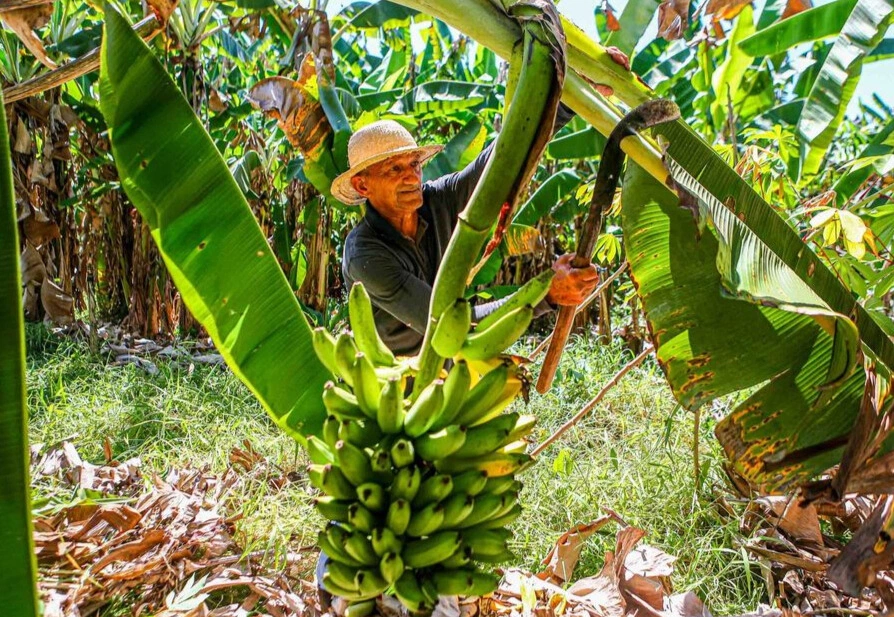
[330,120,443,205]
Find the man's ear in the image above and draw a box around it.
[351,174,370,197]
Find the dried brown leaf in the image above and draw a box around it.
[781,0,812,19]
[748,496,824,547]
[657,0,690,41]
[146,0,179,26]
[40,278,73,325]
[624,544,676,580]
[828,495,894,595]
[704,0,754,20]
[247,72,330,155]
[538,516,615,583]
[21,242,45,286]
[0,4,56,69]
[22,212,60,246]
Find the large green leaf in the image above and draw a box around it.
[604,0,662,56]
[392,81,494,115]
[512,169,581,226]
[424,118,486,180]
[622,117,894,490]
[796,0,894,178]
[833,116,894,205]
[546,126,606,159]
[99,4,330,441]
[0,92,39,617]
[739,0,858,57]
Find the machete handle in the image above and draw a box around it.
[536,304,576,394]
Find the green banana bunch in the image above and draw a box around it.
[349,283,396,367]
[431,298,472,357]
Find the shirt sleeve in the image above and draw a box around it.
[346,250,433,336]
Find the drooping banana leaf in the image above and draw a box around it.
[0,91,39,617]
[604,0,662,56]
[623,119,894,490]
[739,0,859,57]
[796,0,894,178]
[99,3,330,441]
[424,118,486,181]
[393,81,494,116]
[547,127,606,159]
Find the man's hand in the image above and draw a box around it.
[546,254,599,307]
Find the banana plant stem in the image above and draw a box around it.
[531,344,653,457]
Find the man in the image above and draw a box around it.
[330,112,598,355]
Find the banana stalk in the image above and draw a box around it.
[414,0,566,391]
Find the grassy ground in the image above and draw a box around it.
[27,325,765,614]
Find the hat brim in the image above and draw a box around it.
[330,144,444,205]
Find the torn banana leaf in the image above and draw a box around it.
[622,119,894,491]
[99,3,330,441]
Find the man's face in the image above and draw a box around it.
[351,152,424,214]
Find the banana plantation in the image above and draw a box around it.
[3,0,894,615]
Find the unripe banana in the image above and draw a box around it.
[339,417,383,449]
[501,439,528,454]
[475,269,554,331]
[335,440,375,485]
[371,527,403,556]
[508,414,537,441]
[386,498,411,535]
[351,352,381,418]
[452,364,509,427]
[321,572,364,601]
[457,379,522,428]
[323,384,365,420]
[462,528,511,557]
[402,531,462,568]
[430,568,499,597]
[312,327,340,376]
[370,447,392,475]
[431,298,472,357]
[449,469,489,496]
[390,466,422,501]
[472,547,516,564]
[356,482,387,512]
[307,435,334,465]
[334,333,359,387]
[344,599,376,617]
[327,559,365,591]
[450,423,510,458]
[308,464,355,500]
[430,359,472,431]
[492,491,520,519]
[348,282,396,367]
[435,452,531,478]
[314,496,352,524]
[355,568,388,597]
[394,572,433,613]
[343,530,380,566]
[322,415,340,448]
[348,502,378,533]
[482,475,517,496]
[376,377,404,434]
[414,425,467,461]
[318,528,363,568]
[472,503,522,530]
[389,438,415,468]
[412,474,454,508]
[454,492,504,529]
[379,551,405,584]
[459,305,534,361]
[406,502,445,537]
[403,379,445,438]
[439,545,473,568]
[440,494,475,529]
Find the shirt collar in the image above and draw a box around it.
[364,203,428,245]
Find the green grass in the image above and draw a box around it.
[26,325,765,613]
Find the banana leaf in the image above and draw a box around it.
[604,0,662,56]
[796,0,894,178]
[710,5,756,132]
[739,0,858,57]
[99,3,330,441]
[868,38,894,62]
[340,0,419,29]
[833,116,894,205]
[424,118,486,180]
[547,127,606,159]
[0,91,39,615]
[393,81,494,115]
[623,117,894,490]
[512,169,581,226]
